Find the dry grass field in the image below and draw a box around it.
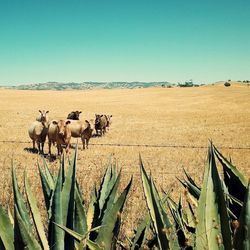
[0,82,250,238]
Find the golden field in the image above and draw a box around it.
[0,82,250,237]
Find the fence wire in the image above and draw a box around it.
[0,140,249,150]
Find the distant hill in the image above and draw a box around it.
[7,81,174,90]
[1,80,249,90]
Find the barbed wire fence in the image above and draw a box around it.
[0,139,250,150]
[0,139,249,174]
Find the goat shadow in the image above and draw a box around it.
[24,147,39,154]
[24,147,57,162]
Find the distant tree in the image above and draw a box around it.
[224,82,231,87]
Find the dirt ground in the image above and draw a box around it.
[0,82,249,238]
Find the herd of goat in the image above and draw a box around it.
[28,110,112,156]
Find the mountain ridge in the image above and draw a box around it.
[4,81,176,90]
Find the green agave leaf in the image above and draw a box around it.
[76,180,84,202]
[55,223,103,250]
[233,182,250,250]
[48,164,64,250]
[97,159,113,212]
[96,177,132,250]
[131,215,150,250]
[150,178,173,229]
[90,168,122,242]
[55,223,102,241]
[87,239,103,250]
[196,145,232,250]
[87,186,97,232]
[176,196,189,246]
[97,162,120,227]
[74,184,88,250]
[213,145,247,187]
[38,162,53,213]
[140,155,179,250]
[12,164,33,234]
[62,149,77,249]
[62,149,77,225]
[14,205,42,250]
[54,223,83,242]
[166,196,187,248]
[24,173,49,250]
[226,193,243,207]
[99,170,121,218]
[0,205,14,250]
[42,156,55,189]
[185,199,196,231]
[61,155,65,185]
[74,184,87,235]
[183,168,201,190]
[140,159,168,250]
[213,144,247,218]
[7,205,14,226]
[177,177,200,200]
[86,239,103,250]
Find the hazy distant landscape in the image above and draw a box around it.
[0,80,208,90]
[1,80,249,90]
[3,81,175,90]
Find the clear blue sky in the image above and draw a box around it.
[0,0,249,85]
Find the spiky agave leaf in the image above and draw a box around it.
[37,160,54,216]
[12,164,33,234]
[54,223,103,250]
[7,205,14,226]
[87,186,98,232]
[0,204,14,250]
[195,145,232,250]
[95,177,133,250]
[90,167,121,241]
[213,144,247,218]
[184,199,196,232]
[213,144,247,187]
[166,195,189,248]
[140,155,179,250]
[99,171,124,247]
[14,205,41,250]
[183,168,200,190]
[74,183,87,235]
[97,158,113,212]
[61,149,77,250]
[96,161,119,222]
[233,182,250,250]
[48,163,64,250]
[98,169,121,219]
[42,156,55,187]
[24,172,49,250]
[130,215,150,250]
[177,177,201,200]
[74,184,88,250]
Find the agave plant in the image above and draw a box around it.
[139,143,249,249]
[0,148,132,250]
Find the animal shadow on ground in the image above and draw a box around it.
[24,147,57,162]
[92,133,101,138]
[45,154,57,162]
[24,147,39,154]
